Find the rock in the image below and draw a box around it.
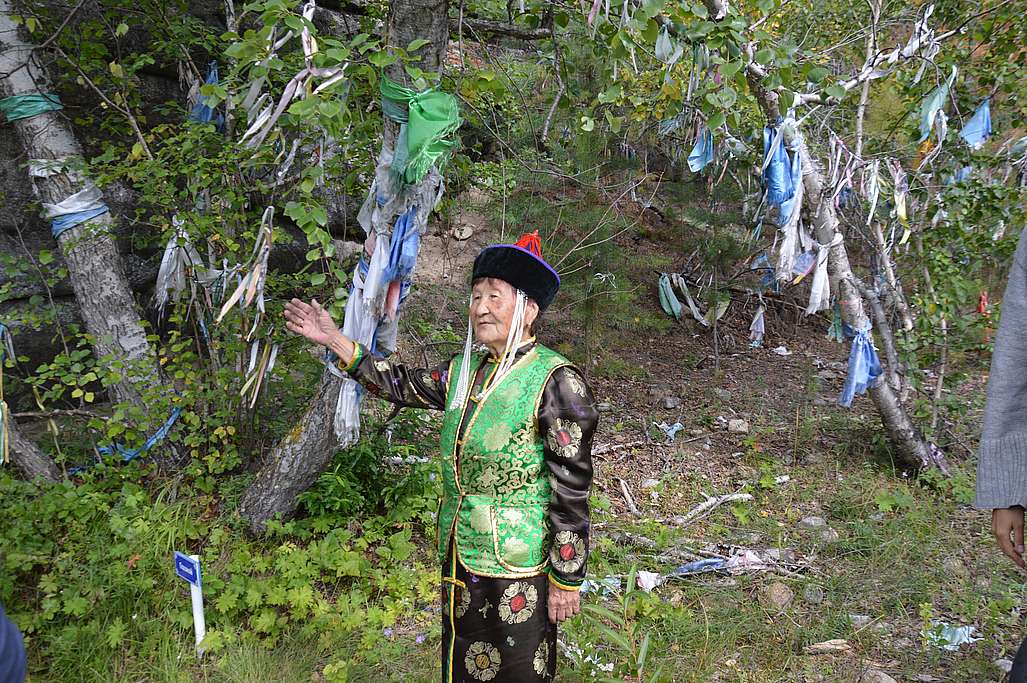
[662,395,682,410]
[849,614,872,629]
[861,670,896,683]
[943,556,969,578]
[714,388,732,402]
[803,585,825,605]
[451,223,474,240]
[765,548,796,563]
[727,419,749,434]
[813,396,832,407]
[893,637,914,650]
[820,527,841,543]
[799,516,827,529]
[995,659,1013,674]
[640,478,660,489]
[804,639,850,655]
[762,582,794,611]
[870,512,886,522]
[450,210,486,241]
[597,401,612,412]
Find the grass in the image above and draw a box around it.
[553,446,1024,682]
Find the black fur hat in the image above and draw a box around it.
[471,231,560,311]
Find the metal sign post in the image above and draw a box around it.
[174,551,206,657]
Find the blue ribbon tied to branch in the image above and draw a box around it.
[688,127,714,173]
[839,323,882,407]
[958,98,991,149]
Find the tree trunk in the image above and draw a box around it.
[745,68,943,472]
[8,420,60,482]
[237,373,342,528]
[0,3,158,411]
[239,0,450,535]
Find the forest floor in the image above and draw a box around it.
[5,173,1023,683]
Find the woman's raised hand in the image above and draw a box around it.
[283,298,341,347]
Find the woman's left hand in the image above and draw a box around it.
[548,584,580,624]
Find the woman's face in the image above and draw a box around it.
[470,278,536,354]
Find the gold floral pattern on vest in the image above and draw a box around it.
[437,346,572,577]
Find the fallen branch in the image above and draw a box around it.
[455,16,551,41]
[13,408,104,420]
[615,477,642,516]
[673,491,753,527]
[593,440,647,456]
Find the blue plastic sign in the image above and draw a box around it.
[174,551,201,587]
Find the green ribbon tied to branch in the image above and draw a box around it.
[0,93,63,122]
[379,76,461,185]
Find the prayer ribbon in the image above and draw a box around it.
[42,183,110,239]
[0,93,62,122]
[839,323,882,407]
[959,98,991,150]
[687,126,714,173]
[658,274,682,320]
[379,76,462,185]
[96,407,182,462]
[918,66,956,143]
[188,62,225,131]
[0,323,13,465]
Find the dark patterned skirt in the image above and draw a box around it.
[441,545,556,682]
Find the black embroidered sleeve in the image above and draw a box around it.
[538,366,598,590]
[341,342,450,411]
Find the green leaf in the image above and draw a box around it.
[407,38,430,52]
[368,51,398,68]
[555,12,570,28]
[638,632,651,672]
[115,23,129,37]
[604,110,623,133]
[707,112,726,130]
[598,83,623,104]
[691,3,708,19]
[778,89,795,110]
[720,60,742,78]
[825,84,846,100]
[806,66,829,83]
[582,604,626,627]
[580,115,595,132]
[597,624,633,654]
[38,249,54,265]
[754,48,774,65]
[310,273,326,286]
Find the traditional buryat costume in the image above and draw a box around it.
[340,233,598,682]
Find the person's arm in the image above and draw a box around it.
[976,228,1027,568]
[283,298,449,410]
[538,366,598,622]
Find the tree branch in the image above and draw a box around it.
[454,16,551,41]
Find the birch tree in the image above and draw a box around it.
[559,0,1021,470]
[0,1,165,475]
[239,0,451,533]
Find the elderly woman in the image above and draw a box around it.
[284,232,598,682]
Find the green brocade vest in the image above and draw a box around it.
[437,344,572,578]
